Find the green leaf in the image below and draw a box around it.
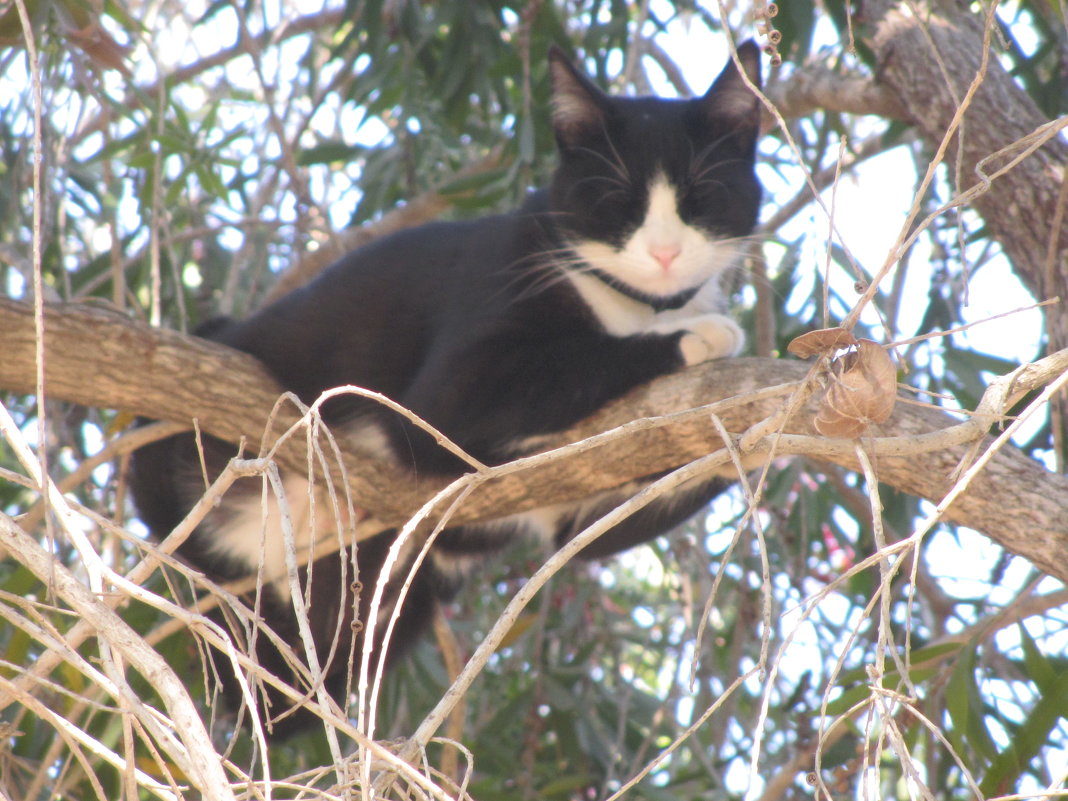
[518,112,536,165]
[1018,623,1057,689]
[437,166,509,198]
[537,773,597,799]
[773,0,817,62]
[297,141,365,166]
[945,644,999,762]
[979,666,1068,796]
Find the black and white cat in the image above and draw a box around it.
[130,42,763,735]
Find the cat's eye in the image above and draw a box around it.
[681,179,729,216]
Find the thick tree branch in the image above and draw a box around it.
[764,63,907,121]
[3,297,1068,581]
[864,0,1068,349]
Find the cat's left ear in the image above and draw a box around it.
[548,45,611,149]
[702,40,763,144]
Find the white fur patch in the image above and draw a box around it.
[569,174,741,330]
[345,420,393,460]
[652,313,745,364]
[206,474,323,602]
[200,423,392,607]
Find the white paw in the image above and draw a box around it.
[654,314,744,366]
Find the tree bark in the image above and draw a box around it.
[864,0,1068,349]
[763,64,906,121]
[3,297,1068,581]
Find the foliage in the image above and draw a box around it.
[1,0,1067,799]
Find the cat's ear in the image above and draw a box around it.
[548,45,609,148]
[702,40,763,144]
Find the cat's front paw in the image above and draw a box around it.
[657,314,745,366]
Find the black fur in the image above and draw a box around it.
[129,43,763,736]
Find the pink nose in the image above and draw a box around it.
[649,245,681,272]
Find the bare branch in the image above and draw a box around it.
[764,63,907,120]
[2,297,1068,582]
[865,0,1068,349]
[0,512,234,801]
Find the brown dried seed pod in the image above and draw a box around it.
[787,327,859,359]
[814,339,896,437]
[814,406,869,438]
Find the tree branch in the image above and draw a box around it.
[864,0,1068,349]
[3,297,1068,581]
[764,63,907,121]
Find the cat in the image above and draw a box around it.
[129,41,763,736]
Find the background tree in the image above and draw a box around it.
[0,1,1067,799]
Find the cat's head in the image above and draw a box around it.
[547,43,763,309]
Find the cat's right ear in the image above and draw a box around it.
[702,40,763,150]
[548,45,609,148]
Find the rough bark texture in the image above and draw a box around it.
[864,0,1068,348]
[3,297,1068,581]
[0,298,417,519]
[763,65,906,121]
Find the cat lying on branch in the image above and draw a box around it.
[129,41,764,736]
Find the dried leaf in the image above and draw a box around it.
[787,327,858,359]
[813,406,869,438]
[813,339,896,437]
